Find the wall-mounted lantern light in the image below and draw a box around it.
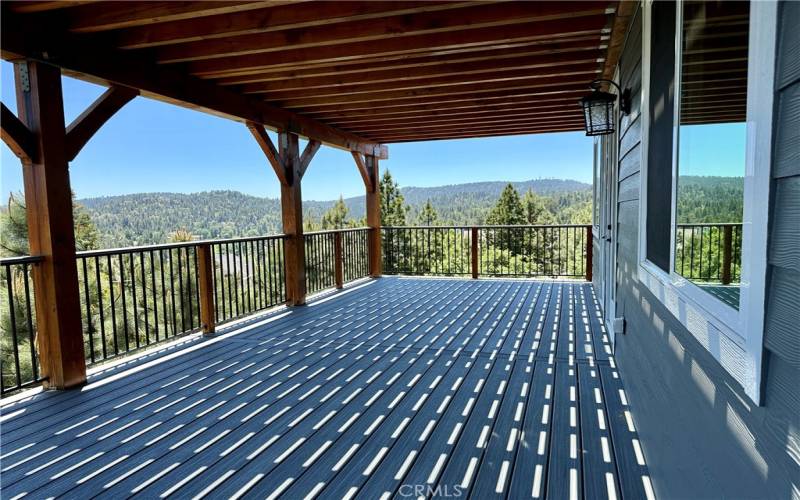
[580,79,631,136]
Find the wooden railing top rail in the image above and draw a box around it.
[72,234,288,258]
[676,222,742,228]
[0,255,44,265]
[305,227,370,236]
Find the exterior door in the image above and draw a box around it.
[601,130,618,345]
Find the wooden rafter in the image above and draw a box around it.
[1,102,36,162]
[65,85,138,161]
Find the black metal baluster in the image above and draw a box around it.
[81,258,94,363]
[22,263,38,380]
[6,266,22,388]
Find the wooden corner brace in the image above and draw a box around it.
[247,122,320,185]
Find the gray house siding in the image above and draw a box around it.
[605,3,800,499]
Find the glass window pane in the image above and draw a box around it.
[674,0,749,310]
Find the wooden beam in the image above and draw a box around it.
[1,10,388,159]
[364,155,381,277]
[65,85,137,161]
[188,17,611,77]
[157,2,611,63]
[279,132,306,305]
[65,1,285,33]
[116,2,474,49]
[7,1,97,14]
[14,61,86,389]
[601,0,637,83]
[298,139,320,179]
[351,151,371,192]
[1,102,36,162]
[246,122,287,185]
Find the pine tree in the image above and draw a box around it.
[522,190,555,225]
[380,170,408,226]
[417,200,439,226]
[321,195,350,229]
[486,184,526,225]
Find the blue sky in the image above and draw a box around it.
[0,61,599,201]
[3,60,742,202]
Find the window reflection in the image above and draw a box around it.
[674,0,748,310]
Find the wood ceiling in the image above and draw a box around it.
[2,1,631,150]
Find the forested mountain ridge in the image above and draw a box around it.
[77,178,592,247]
[67,175,741,249]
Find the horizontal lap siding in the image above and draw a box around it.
[611,3,800,498]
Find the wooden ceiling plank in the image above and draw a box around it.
[295,87,591,115]
[66,1,288,33]
[362,117,586,137]
[340,111,584,133]
[187,17,611,77]
[257,63,600,101]
[209,36,604,85]
[305,93,588,120]
[115,1,476,49]
[327,103,583,127]
[376,125,585,142]
[236,53,604,94]
[156,2,611,63]
[276,73,600,108]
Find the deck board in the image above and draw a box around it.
[0,277,653,499]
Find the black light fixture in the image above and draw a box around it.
[580,79,631,136]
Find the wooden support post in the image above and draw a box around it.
[14,61,86,389]
[585,225,593,282]
[471,226,479,279]
[196,243,215,333]
[721,225,733,285]
[334,231,344,289]
[280,131,306,305]
[365,155,382,277]
[248,124,320,306]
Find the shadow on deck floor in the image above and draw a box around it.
[0,277,653,499]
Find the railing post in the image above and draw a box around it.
[471,226,479,279]
[585,225,593,282]
[334,231,344,289]
[196,243,215,333]
[365,155,382,277]
[721,225,733,285]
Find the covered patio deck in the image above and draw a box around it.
[0,278,651,499]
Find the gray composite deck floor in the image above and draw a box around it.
[0,277,653,500]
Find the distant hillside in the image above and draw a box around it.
[78,179,592,247]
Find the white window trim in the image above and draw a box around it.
[637,0,776,403]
